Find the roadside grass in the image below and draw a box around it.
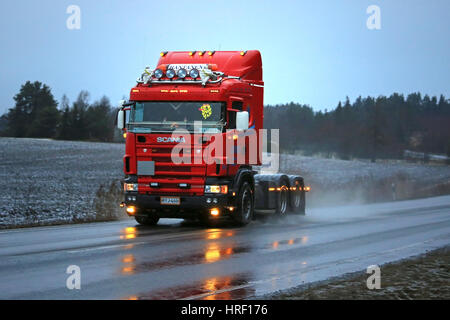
[272,246,450,300]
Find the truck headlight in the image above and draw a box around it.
[189,68,199,79]
[204,185,228,194]
[177,68,187,79]
[166,69,175,79]
[124,183,138,192]
[154,68,164,79]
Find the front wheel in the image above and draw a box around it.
[232,182,254,226]
[135,215,160,226]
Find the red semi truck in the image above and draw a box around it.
[117,50,309,226]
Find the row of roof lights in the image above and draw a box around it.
[153,68,200,80]
[160,50,247,57]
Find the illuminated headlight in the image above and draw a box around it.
[177,68,187,79]
[154,68,164,79]
[124,183,138,192]
[204,185,228,194]
[166,69,175,79]
[189,68,199,79]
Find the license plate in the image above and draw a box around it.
[160,196,180,205]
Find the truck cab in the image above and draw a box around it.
[118,50,307,226]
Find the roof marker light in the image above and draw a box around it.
[207,64,218,71]
[198,51,206,56]
[208,51,215,56]
[189,51,196,56]
[160,51,168,57]
[240,51,247,56]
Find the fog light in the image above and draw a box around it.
[206,198,212,204]
[189,68,199,79]
[177,68,187,79]
[210,208,219,216]
[166,69,175,79]
[154,68,164,79]
[126,206,136,215]
[213,198,218,204]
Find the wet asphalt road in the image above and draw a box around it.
[0,195,449,300]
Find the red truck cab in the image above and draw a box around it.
[118,50,307,226]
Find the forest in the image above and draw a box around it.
[1,81,449,161]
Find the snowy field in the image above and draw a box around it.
[1,138,450,228]
[0,138,125,228]
[279,153,450,206]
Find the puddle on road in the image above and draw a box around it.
[119,243,251,275]
[123,273,254,300]
[268,235,309,250]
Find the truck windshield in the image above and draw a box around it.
[128,101,225,133]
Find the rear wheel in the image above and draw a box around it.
[232,181,254,226]
[289,179,306,215]
[275,180,289,217]
[135,214,160,226]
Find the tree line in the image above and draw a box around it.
[264,93,450,160]
[0,81,117,142]
[1,81,449,161]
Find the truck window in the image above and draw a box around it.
[232,101,243,111]
[129,101,225,133]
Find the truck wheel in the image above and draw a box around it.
[275,181,289,217]
[232,181,254,226]
[135,215,160,226]
[289,178,306,215]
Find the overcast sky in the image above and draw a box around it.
[0,0,449,114]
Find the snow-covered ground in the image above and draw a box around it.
[279,153,450,206]
[280,153,450,186]
[0,138,125,228]
[1,138,449,228]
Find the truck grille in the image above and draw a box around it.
[136,143,206,195]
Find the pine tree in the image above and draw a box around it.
[5,81,59,138]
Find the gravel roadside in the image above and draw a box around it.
[270,246,450,300]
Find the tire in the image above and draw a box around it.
[135,214,160,226]
[275,179,289,217]
[289,178,306,215]
[232,181,254,226]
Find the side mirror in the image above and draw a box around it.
[117,109,125,130]
[236,111,249,131]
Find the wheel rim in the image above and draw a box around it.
[280,186,288,214]
[241,187,252,220]
[294,190,301,208]
[294,183,301,208]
